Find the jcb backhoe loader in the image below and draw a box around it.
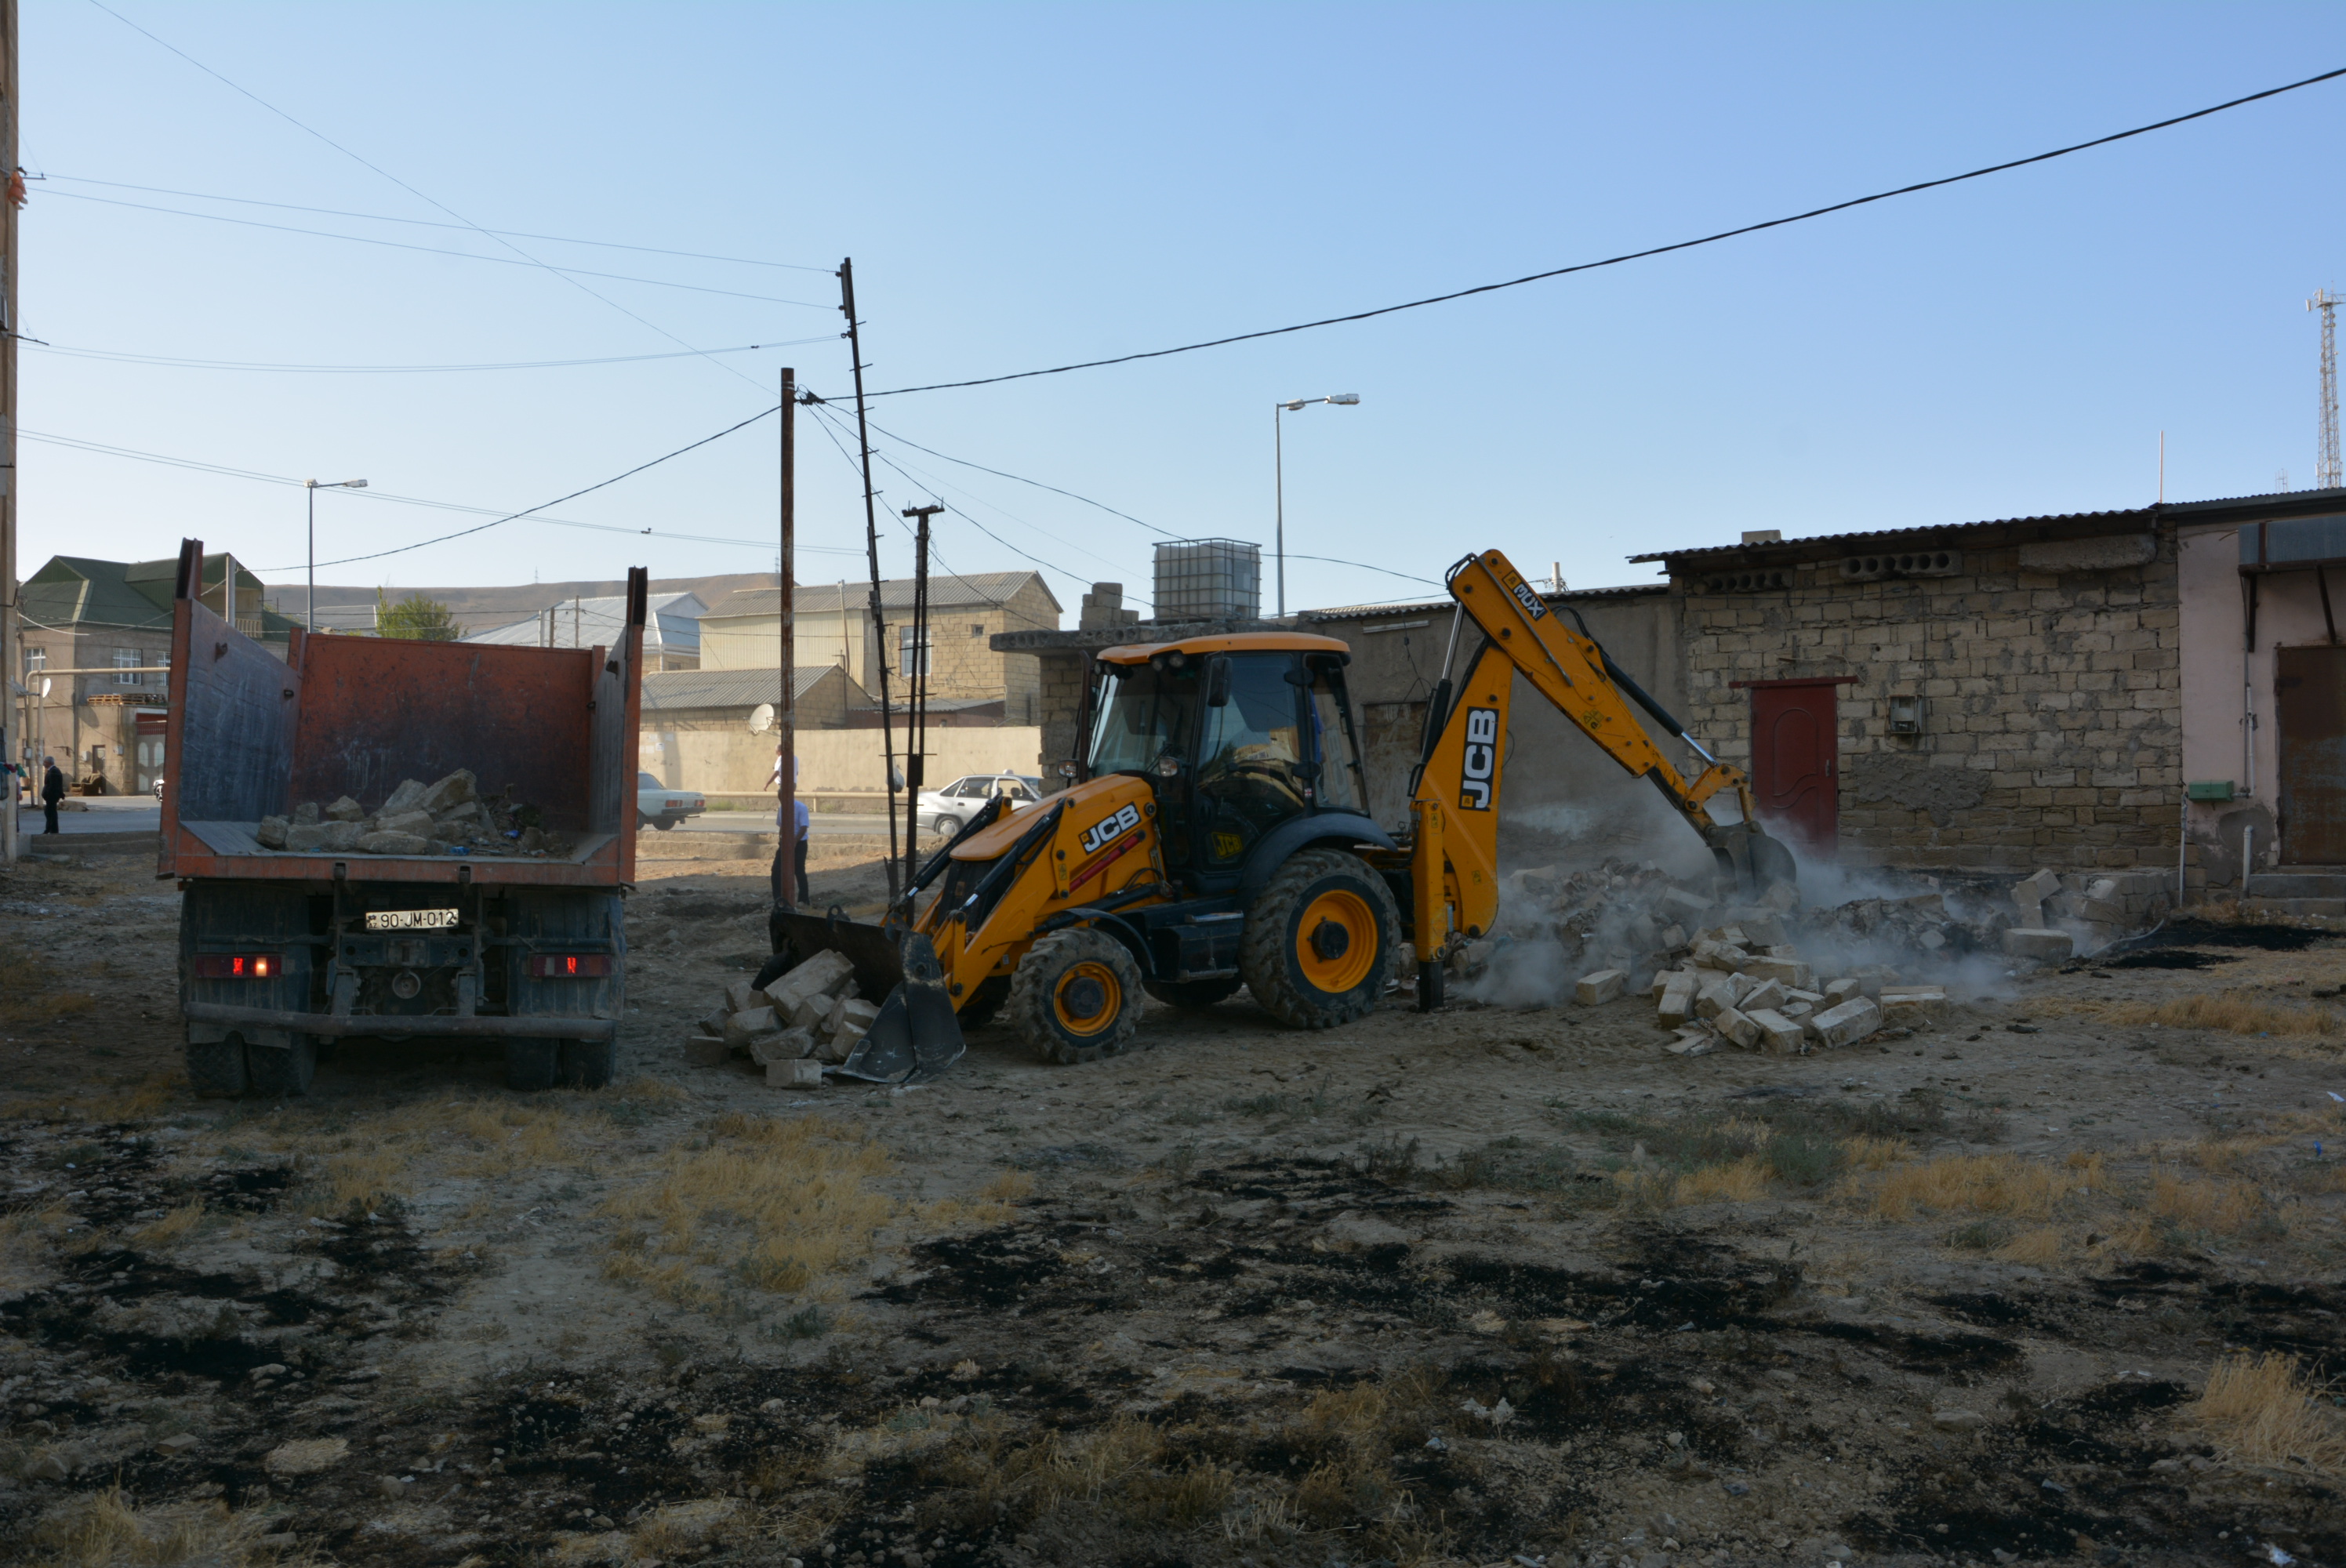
[763,547,1796,1083]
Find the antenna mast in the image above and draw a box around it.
[2312,289,2341,490]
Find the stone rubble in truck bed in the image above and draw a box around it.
[681,947,874,1084]
[249,770,572,858]
[1459,854,2174,1057]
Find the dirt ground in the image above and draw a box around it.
[2,840,2343,1568]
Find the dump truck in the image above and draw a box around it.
[766,546,1795,1083]
[161,541,646,1098]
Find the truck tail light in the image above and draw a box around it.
[528,954,613,978]
[194,954,281,980]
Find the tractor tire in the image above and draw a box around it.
[245,1036,318,1098]
[1142,976,1243,1010]
[504,1038,561,1091]
[186,1036,249,1099]
[558,1039,616,1089]
[1008,927,1143,1065]
[959,974,1012,1029]
[1239,848,1400,1029]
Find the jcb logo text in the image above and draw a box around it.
[1459,707,1498,810]
[1080,803,1142,855]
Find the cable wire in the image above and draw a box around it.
[25,336,832,374]
[857,64,2346,397]
[43,172,835,272]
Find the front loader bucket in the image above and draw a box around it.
[1708,824,1799,901]
[833,932,965,1085]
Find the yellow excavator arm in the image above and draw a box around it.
[1397,547,1794,1007]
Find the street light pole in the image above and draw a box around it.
[1272,394,1360,618]
[305,478,369,633]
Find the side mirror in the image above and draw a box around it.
[1206,657,1232,708]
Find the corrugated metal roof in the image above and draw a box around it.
[1305,583,1668,619]
[21,553,289,634]
[465,592,705,649]
[1625,506,2159,564]
[641,665,864,711]
[703,571,1061,619]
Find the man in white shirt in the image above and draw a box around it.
[767,747,810,905]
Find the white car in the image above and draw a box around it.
[917,773,1042,837]
[637,772,706,832]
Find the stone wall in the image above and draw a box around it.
[1671,525,2182,875]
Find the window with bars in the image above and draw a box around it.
[898,624,932,677]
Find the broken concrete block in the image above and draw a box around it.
[374,808,436,838]
[27,1450,69,1482]
[1760,880,1800,912]
[1664,1029,1714,1058]
[356,830,435,856]
[1849,965,1901,998]
[325,795,365,822]
[1574,969,1626,1006]
[1691,940,1749,972]
[1714,1007,1762,1050]
[1805,996,1882,1048]
[1739,977,1787,1014]
[1694,975,1741,1020]
[683,1034,728,1068]
[1742,956,1814,990]
[1745,1007,1805,1054]
[1658,923,1687,949]
[1656,972,1698,1028]
[750,1025,814,1066]
[1780,1000,1813,1021]
[416,769,478,817]
[817,1023,866,1065]
[829,996,881,1037]
[255,815,291,850]
[1738,913,1787,948]
[2002,927,2073,960]
[156,1433,200,1456]
[723,976,763,1016]
[380,779,429,816]
[290,800,321,827]
[2012,867,2061,911]
[264,1436,350,1476]
[1660,887,1713,919]
[282,823,327,852]
[1785,987,1824,1006]
[768,1057,824,1088]
[762,949,855,1013]
[723,1006,780,1049]
[1821,977,1861,1004]
[1878,985,1948,1022]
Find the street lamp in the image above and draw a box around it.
[306,478,369,633]
[1273,394,1359,617]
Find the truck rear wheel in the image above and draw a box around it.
[1142,976,1243,1009]
[504,1038,561,1091]
[558,1040,615,1089]
[1008,928,1142,1065]
[245,1037,317,1098]
[1240,849,1400,1029]
[185,1037,249,1098]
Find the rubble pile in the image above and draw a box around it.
[252,771,572,858]
[681,949,876,1087]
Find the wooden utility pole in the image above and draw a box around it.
[777,365,796,902]
[1,0,19,863]
[837,257,899,906]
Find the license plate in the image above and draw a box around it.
[365,909,458,931]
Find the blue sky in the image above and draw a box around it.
[20,2,2346,617]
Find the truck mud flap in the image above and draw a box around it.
[831,932,965,1086]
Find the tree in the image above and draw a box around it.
[376,589,465,641]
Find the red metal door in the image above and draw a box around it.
[1747,681,1840,858]
[2276,645,2346,863]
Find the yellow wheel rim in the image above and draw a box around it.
[1053,960,1123,1036]
[1295,889,1378,993]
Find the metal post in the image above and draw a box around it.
[1273,401,1284,619]
[902,504,942,902]
[306,483,314,632]
[779,366,796,903]
[838,257,900,904]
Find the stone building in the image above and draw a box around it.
[699,572,1060,723]
[17,551,294,794]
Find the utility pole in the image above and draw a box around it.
[778,365,796,905]
[2313,289,2341,491]
[838,257,900,905]
[902,503,942,897]
[0,0,18,863]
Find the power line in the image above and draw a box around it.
[856,64,2346,398]
[24,336,833,374]
[43,189,833,308]
[42,172,836,272]
[83,0,782,396]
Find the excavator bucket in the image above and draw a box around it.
[768,909,966,1085]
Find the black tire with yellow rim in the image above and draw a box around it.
[1238,848,1399,1029]
[1007,927,1145,1065]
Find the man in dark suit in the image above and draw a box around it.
[39,754,65,834]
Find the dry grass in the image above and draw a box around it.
[24,1486,278,1567]
[128,1202,207,1250]
[0,1203,73,1293]
[2099,989,2342,1038]
[1992,1226,2066,1265]
[2190,1352,2346,1472]
[919,1167,1037,1229]
[0,938,96,1028]
[1843,1135,1916,1171]
[1673,1156,1770,1204]
[1861,1152,2101,1222]
[2150,1171,2266,1235]
[601,1112,893,1303]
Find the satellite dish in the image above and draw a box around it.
[37,677,52,698]
[748,702,775,735]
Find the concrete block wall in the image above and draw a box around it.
[1673,532,2183,875]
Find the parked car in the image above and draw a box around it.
[637,772,706,832]
[153,776,165,800]
[917,773,1042,836]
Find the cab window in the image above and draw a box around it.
[1194,655,1308,865]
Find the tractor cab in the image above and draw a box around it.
[1082,633,1367,890]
